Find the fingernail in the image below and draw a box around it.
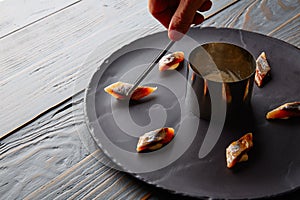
[168,29,184,41]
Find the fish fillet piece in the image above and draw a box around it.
[255,52,271,87]
[136,128,175,152]
[158,51,184,71]
[226,133,253,168]
[266,102,300,119]
[104,81,157,100]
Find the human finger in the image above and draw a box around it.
[192,13,205,26]
[148,0,179,28]
[168,0,207,40]
[198,0,212,12]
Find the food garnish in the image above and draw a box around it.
[104,81,157,100]
[226,133,253,168]
[136,128,175,153]
[255,52,271,87]
[266,102,300,119]
[158,51,184,71]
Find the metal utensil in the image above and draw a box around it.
[126,40,175,96]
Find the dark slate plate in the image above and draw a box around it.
[84,27,300,199]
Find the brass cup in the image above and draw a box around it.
[187,43,256,120]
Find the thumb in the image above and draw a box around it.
[168,0,205,41]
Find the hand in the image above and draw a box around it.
[148,0,212,40]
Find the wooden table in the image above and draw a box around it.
[1,0,299,199]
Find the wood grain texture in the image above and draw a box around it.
[0,0,81,38]
[202,0,239,19]
[0,0,239,138]
[0,92,153,200]
[268,14,300,47]
[0,94,91,199]
[202,0,300,40]
[0,0,163,137]
[27,150,153,200]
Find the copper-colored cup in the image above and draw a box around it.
[187,43,256,120]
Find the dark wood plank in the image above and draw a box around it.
[25,151,153,200]
[0,0,81,38]
[0,0,239,138]
[0,91,152,199]
[0,93,92,199]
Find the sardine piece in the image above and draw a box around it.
[158,51,184,71]
[226,133,253,168]
[104,81,157,100]
[255,52,271,87]
[136,128,175,152]
[266,102,300,119]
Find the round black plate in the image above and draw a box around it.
[84,27,300,199]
